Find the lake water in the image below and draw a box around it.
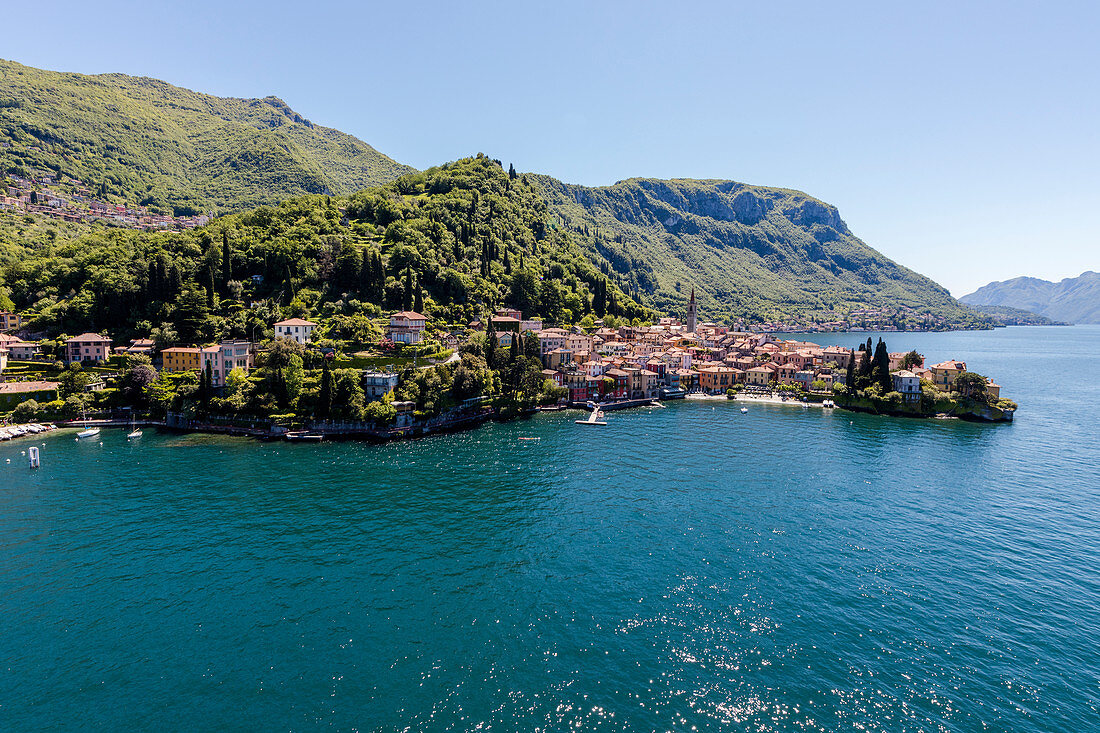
[2,326,1099,731]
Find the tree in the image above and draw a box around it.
[199,364,214,406]
[855,346,872,389]
[119,362,157,407]
[12,399,39,422]
[403,266,413,311]
[316,360,333,418]
[221,230,233,288]
[58,363,91,398]
[900,350,923,370]
[485,319,499,370]
[225,367,251,411]
[175,286,211,344]
[284,353,305,404]
[845,349,856,387]
[953,371,989,399]
[413,280,424,313]
[872,338,892,394]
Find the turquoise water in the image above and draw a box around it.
[2,326,1099,731]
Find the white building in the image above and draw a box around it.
[891,370,922,401]
[274,318,317,344]
[362,371,399,400]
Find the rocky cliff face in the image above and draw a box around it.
[531,174,980,326]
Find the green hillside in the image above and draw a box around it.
[966,304,1063,326]
[0,156,646,340]
[0,58,412,215]
[531,175,990,329]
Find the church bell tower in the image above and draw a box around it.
[686,288,697,333]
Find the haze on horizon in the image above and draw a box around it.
[4,0,1096,297]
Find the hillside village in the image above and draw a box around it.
[0,170,211,230]
[0,286,1013,435]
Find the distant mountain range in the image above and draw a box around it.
[960,272,1100,324]
[0,58,412,214]
[2,58,994,328]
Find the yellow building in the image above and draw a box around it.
[929,360,967,392]
[161,347,201,374]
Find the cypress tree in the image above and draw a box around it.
[873,338,892,393]
[222,231,232,287]
[845,349,856,387]
[317,361,333,419]
[594,279,607,317]
[857,347,871,388]
[485,315,498,370]
[413,279,424,313]
[371,251,385,304]
[403,266,412,311]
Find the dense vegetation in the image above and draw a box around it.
[531,175,992,329]
[833,336,1017,418]
[966,304,1063,326]
[961,272,1099,324]
[0,155,647,342]
[0,58,412,214]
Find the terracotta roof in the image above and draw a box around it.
[390,311,427,320]
[67,332,111,342]
[274,318,317,326]
[0,380,57,394]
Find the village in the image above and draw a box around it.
[0,286,1010,437]
[0,170,211,230]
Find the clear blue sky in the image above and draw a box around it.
[5,0,1097,295]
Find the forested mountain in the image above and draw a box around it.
[0,58,412,214]
[0,59,997,331]
[961,272,1100,324]
[0,156,646,341]
[964,305,1064,326]
[531,175,988,328]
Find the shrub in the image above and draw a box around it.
[12,399,40,422]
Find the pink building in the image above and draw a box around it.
[65,333,112,363]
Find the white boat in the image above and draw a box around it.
[740,407,749,414]
[76,410,100,439]
[127,428,143,439]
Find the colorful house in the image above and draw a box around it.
[930,360,967,392]
[65,333,112,364]
[160,347,202,375]
[386,311,427,344]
